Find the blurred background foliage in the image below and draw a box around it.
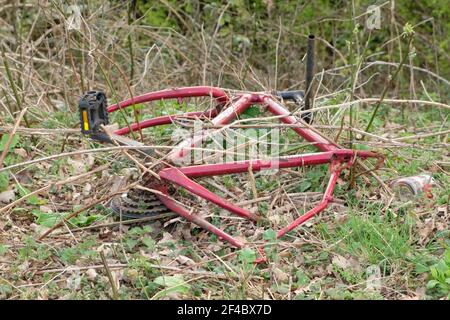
[2,0,448,93]
[131,0,449,87]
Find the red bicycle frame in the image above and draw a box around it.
[97,86,381,253]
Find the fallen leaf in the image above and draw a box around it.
[418,219,434,245]
[436,222,447,232]
[110,176,127,193]
[39,205,52,213]
[347,257,362,273]
[85,268,98,281]
[437,205,447,216]
[72,192,81,201]
[111,270,122,291]
[68,157,85,175]
[14,148,27,158]
[153,274,190,299]
[414,286,426,299]
[30,223,50,235]
[366,265,381,292]
[272,267,289,283]
[0,190,15,203]
[332,254,361,273]
[99,228,113,240]
[83,183,92,196]
[159,248,174,256]
[85,154,95,168]
[177,255,195,266]
[158,232,173,245]
[332,255,351,269]
[123,269,139,283]
[326,263,334,275]
[335,212,349,224]
[18,261,30,274]
[206,244,222,252]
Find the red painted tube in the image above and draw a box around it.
[263,97,338,152]
[170,151,335,178]
[155,186,244,248]
[210,94,254,125]
[276,169,340,238]
[107,86,229,113]
[159,167,259,221]
[113,108,218,135]
[165,149,380,179]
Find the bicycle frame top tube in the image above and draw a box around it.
[107,86,229,113]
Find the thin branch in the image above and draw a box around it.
[0,107,27,169]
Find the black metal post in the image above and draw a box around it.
[304,34,315,123]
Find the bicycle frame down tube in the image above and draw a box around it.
[162,151,336,178]
[155,186,245,248]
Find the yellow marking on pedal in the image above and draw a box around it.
[82,110,89,131]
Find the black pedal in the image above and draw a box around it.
[275,90,313,123]
[78,91,109,136]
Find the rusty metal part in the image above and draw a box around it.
[109,187,170,219]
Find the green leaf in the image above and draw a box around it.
[154,275,186,288]
[415,262,429,274]
[272,283,290,294]
[69,214,100,227]
[242,106,260,117]
[427,280,439,289]
[59,247,78,264]
[128,226,152,237]
[32,209,64,228]
[0,284,12,298]
[354,143,370,151]
[263,229,277,241]
[17,184,45,205]
[0,134,19,152]
[0,171,8,192]
[318,251,329,260]
[125,238,138,251]
[142,237,155,249]
[445,250,450,265]
[152,275,190,299]
[238,248,256,264]
[298,180,311,192]
[295,270,310,286]
[0,244,7,256]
